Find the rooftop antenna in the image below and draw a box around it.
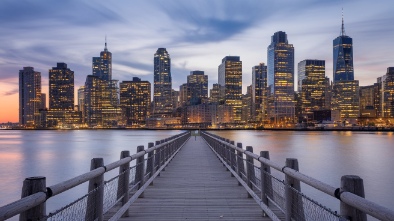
[104,35,108,51]
[341,7,346,36]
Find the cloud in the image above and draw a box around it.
[2,89,18,96]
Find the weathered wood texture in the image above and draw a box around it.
[121,136,271,221]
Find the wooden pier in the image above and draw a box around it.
[123,136,269,220]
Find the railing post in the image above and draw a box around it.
[161,139,166,171]
[236,142,245,186]
[155,140,161,176]
[246,146,255,198]
[147,142,155,186]
[86,158,104,221]
[230,141,235,177]
[340,175,367,221]
[285,158,304,221]
[260,151,272,211]
[117,151,130,218]
[136,145,145,198]
[19,176,46,221]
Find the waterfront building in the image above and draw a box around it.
[78,86,85,122]
[267,31,295,125]
[40,93,46,110]
[382,67,394,117]
[179,84,190,106]
[19,67,41,127]
[84,41,121,128]
[187,71,208,105]
[331,15,360,119]
[172,89,180,109]
[241,85,253,123]
[119,77,151,127]
[218,56,242,121]
[153,48,173,117]
[252,63,267,123]
[209,84,223,104]
[49,63,74,110]
[298,59,328,121]
[359,84,379,117]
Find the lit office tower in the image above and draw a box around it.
[19,67,41,127]
[120,77,151,127]
[298,60,328,121]
[84,41,121,127]
[49,63,74,110]
[382,67,394,117]
[187,71,208,105]
[93,40,112,81]
[218,56,242,121]
[153,48,172,117]
[252,63,267,122]
[332,15,359,118]
[267,31,295,124]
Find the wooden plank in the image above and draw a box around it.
[118,136,274,221]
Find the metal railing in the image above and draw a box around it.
[201,131,394,221]
[0,131,190,221]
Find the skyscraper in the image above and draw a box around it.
[267,31,295,124]
[93,40,112,81]
[298,60,328,121]
[187,71,208,105]
[49,62,74,110]
[19,67,41,127]
[331,15,360,119]
[218,56,242,121]
[120,77,151,127]
[333,15,354,83]
[84,41,121,127]
[153,48,172,117]
[252,63,267,122]
[382,67,394,117]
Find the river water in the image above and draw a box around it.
[0,130,393,219]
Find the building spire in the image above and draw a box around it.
[104,35,108,51]
[341,8,346,36]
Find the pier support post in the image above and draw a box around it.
[246,146,255,198]
[155,141,161,176]
[236,143,245,186]
[20,176,46,221]
[117,151,130,217]
[285,158,304,221]
[147,142,155,186]
[136,145,145,198]
[86,158,104,221]
[230,141,236,177]
[340,175,367,221]
[260,151,272,210]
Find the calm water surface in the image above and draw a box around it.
[0,130,393,219]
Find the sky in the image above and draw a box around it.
[1,0,393,123]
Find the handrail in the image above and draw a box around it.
[201,131,394,221]
[0,131,190,220]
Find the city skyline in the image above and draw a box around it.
[1,0,394,123]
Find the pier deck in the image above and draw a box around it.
[121,136,270,220]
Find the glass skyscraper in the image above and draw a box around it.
[332,16,360,119]
[333,17,354,83]
[49,62,74,110]
[252,63,267,122]
[267,31,295,124]
[153,48,173,117]
[187,71,208,105]
[19,67,41,127]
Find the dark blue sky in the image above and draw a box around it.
[1,0,394,121]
